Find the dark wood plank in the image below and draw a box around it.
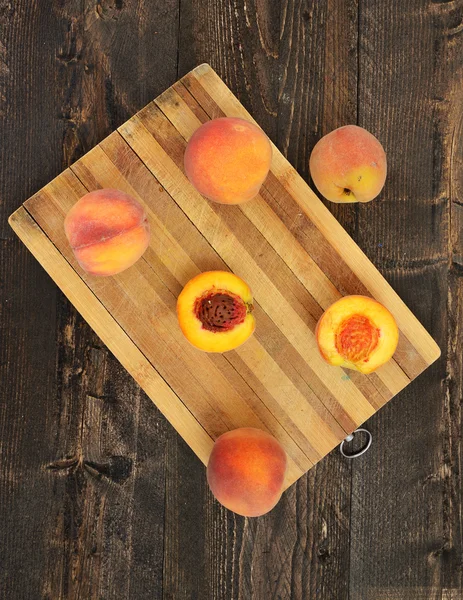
[274,3,358,598]
[40,308,155,599]
[162,437,210,600]
[0,2,64,597]
[1,1,178,599]
[178,0,281,141]
[125,411,167,600]
[0,241,58,598]
[349,1,462,598]
[443,6,463,589]
[445,254,463,595]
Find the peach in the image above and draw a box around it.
[64,189,150,276]
[184,117,272,204]
[207,428,287,517]
[316,295,399,374]
[309,125,387,203]
[177,271,255,353]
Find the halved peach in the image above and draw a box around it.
[316,295,399,374]
[177,271,255,353]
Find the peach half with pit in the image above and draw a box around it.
[316,295,399,374]
[176,271,255,353]
[64,189,150,276]
[184,117,272,205]
[207,428,287,517]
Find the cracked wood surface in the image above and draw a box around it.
[1,1,462,599]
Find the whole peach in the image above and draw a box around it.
[207,428,287,517]
[64,189,150,276]
[184,117,272,205]
[309,125,387,203]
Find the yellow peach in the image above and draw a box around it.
[207,428,287,517]
[309,125,387,203]
[184,117,272,204]
[64,189,150,276]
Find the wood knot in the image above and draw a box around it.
[84,455,133,484]
[96,0,124,21]
[0,2,15,24]
[47,455,132,484]
[317,545,331,564]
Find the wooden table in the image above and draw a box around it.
[0,2,461,599]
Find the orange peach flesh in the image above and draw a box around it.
[207,428,287,517]
[184,117,272,205]
[309,125,387,203]
[316,295,399,374]
[336,314,380,363]
[64,189,150,276]
[177,271,255,353]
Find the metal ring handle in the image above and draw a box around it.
[339,428,372,458]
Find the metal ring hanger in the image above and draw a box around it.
[339,428,372,458]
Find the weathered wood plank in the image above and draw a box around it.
[2,1,180,598]
[271,3,359,598]
[0,2,66,598]
[441,1,463,589]
[349,1,462,598]
[48,2,180,597]
[0,239,59,599]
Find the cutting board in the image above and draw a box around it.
[9,64,440,490]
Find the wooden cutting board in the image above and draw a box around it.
[9,64,440,490]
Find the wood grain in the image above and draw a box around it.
[348,1,463,598]
[0,3,66,598]
[9,64,440,502]
[1,1,462,599]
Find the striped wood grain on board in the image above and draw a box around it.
[9,64,441,489]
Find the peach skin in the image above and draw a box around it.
[207,428,287,517]
[309,125,387,203]
[64,189,150,276]
[184,117,272,204]
[177,271,255,353]
[316,295,399,374]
